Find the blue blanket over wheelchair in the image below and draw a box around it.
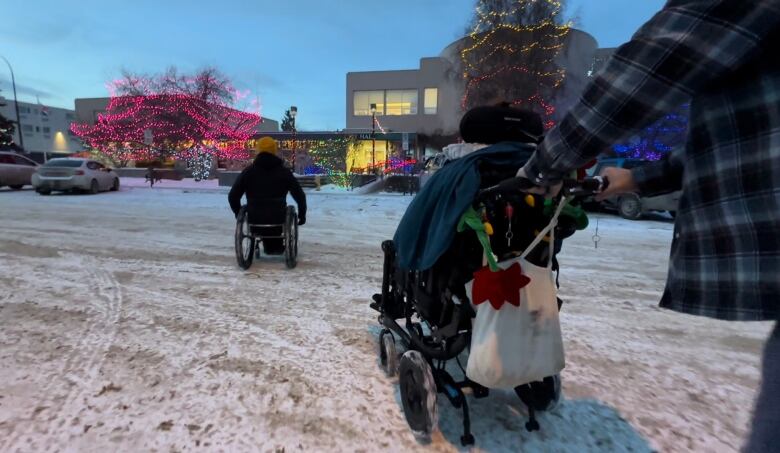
[393,142,535,271]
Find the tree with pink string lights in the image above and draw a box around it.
[71,67,261,179]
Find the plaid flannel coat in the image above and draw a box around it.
[522,0,780,321]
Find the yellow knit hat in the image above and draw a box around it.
[254,136,278,155]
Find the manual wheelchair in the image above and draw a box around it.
[234,204,298,270]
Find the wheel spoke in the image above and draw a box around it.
[243,238,252,260]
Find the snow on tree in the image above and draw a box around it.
[459,0,571,128]
[70,67,261,177]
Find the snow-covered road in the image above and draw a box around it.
[0,185,772,452]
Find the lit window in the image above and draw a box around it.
[386,90,417,116]
[354,91,385,116]
[424,88,438,115]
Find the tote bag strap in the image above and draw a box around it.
[520,197,568,269]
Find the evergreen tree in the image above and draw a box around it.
[0,91,17,148]
[280,109,295,131]
[459,0,571,128]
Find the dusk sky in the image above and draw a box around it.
[0,0,665,130]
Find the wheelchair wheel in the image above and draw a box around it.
[399,350,438,438]
[235,206,255,270]
[379,329,398,377]
[284,206,298,269]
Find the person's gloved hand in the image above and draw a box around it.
[298,216,306,226]
[596,167,637,201]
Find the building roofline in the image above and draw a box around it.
[252,130,416,140]
[347,68,420,76]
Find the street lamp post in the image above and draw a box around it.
[370,103,376,173]
[290,106,297,173]
[1,56,24,151]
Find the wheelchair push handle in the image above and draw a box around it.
[479,176,609,198]
[562,176,609,197]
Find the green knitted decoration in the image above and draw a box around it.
[457,206,500,271]
[544,199,589,230]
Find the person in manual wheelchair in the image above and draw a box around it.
[228,137,306,267]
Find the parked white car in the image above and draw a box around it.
[0,151,39,189]
[32,158,120,195]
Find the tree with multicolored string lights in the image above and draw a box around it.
[71,68,261,177]
[459,0,571,129]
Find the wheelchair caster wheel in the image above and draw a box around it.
[378,329,398,377]
[460,434,475,446]
[399,350,438,437]
[525,419,540,432]
[516,374,562,412]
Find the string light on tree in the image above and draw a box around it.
[373,116,388,134]
[613,104,689,161]
[459,0,571,128]
[183,146,215,181]
[71,68,261,169]
[306,135,357,187]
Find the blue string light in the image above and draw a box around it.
[613,104,689,161]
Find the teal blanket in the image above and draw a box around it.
[393,142,535,270]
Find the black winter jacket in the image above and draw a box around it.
[228,154,307,224]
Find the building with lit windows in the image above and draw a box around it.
[0,100,82,154]
[346,29,601,157]
[346,57,460,158]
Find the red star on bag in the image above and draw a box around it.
[472,262,531,310]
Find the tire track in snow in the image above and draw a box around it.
[2,255,123,451]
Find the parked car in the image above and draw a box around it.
[0,151,39,190]
[588,157,681,220]
[32,158,120,195]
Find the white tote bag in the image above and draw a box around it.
[465,201,566,389]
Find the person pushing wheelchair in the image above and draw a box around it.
[228,137,307,255]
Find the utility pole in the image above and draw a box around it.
[290,106,297,173]
[370,103,376,172]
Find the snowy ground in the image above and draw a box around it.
[0,184,772,452]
